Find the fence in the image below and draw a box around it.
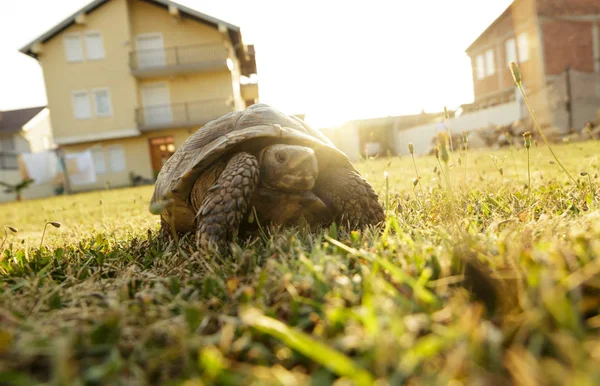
[544,68,600,131]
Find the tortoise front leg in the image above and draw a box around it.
[192,152,260,253]
[313,167,385,228]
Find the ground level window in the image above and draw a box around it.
[107,145,126,172]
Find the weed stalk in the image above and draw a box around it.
[384,171,390,215]
[40,222,61,248]
[1,226,18,252]
[510,62,579,187]
[435,134,461,236]
[580,172,595,206]
[461,131,468,183]
[408,143,425,200]
[444,106,454,155]
[523,132,532,196]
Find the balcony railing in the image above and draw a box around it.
[135,99,233,131]
[129,44,230,77]
[0,152,18,171]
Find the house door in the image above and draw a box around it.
[149,136,176,177]
[135,34,166,68]
[141,83,173,126]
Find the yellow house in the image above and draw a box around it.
[19,0,259,191]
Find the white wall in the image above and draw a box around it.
[21,108,55,153]
[12,134,32,153]
[320,125,361,161]
[395,102,521,155]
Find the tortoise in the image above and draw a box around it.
[150,103,385,252]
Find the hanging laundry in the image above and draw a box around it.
[19,151,60,185]
[64,151,97,185]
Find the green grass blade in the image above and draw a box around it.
[239,306,375,386]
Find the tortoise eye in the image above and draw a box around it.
[275,152,287,163]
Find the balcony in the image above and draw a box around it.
[135,99,233,131]
[241,82,259,104]
[129,44,230,78]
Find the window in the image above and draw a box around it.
[517,32,529,62]
[91,148,106,174]
[64,34,84,62]
[0,154,18,170]
[476,54,485,80]
[72,90,91,119]
[485,49,495,76]
[85,32,105,60]
[108,145,126,172]
[505,38,517,66]
[0,137,15,151]
[0,138,17,170]
[92,88,112,117]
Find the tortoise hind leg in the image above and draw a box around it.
[313,167,385,228]
[192,152,260,253]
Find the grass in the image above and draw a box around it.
[0,140,599,385]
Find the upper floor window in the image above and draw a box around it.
[517,32,529,62]
[72,90,91,119]
[485,49,495,76]
[505,38,517,66]
[64,34,84,62]
[476,54,485,80]
[85,32,105,60]
[0,137,17,170]
[72,88,113,119]
[0,137,15,152]
[92,88,112,117]
[64,31,105,62]
[0,136,15,157]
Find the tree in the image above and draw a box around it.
[0,178,35,201]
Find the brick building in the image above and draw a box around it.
[465,0,600,132]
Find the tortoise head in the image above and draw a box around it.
[258,144,318,191]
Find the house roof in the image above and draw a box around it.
[18,0,257,75]
[0,106,46,135]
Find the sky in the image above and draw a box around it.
[0,0,513,129]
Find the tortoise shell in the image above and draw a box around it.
[150,103,356,233]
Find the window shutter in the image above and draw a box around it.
[92,148,106,174]
[476,55,486,80]
[505,38,517,66]
[108,145,126,172]
[64,35,84,62]
[517,33,529,62]
[72,91,91,119]
[85,32,105,60]
[93,89,112,116]
[485,49,495,76]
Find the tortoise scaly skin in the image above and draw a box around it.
[192,152,259,252]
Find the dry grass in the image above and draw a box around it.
[1,140,599,385]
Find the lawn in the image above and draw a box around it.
[1,140,599,385]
